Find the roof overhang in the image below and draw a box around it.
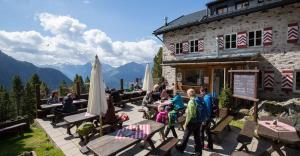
[153,0,299,35]
[161,51,260,67]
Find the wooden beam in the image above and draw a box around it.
[162,61,259,66]
[228,69,260,73]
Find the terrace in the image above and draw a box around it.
[33,101,299,156]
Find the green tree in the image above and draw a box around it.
[73,74,86,94]
[0,86,4,122]
[30,73,41,87]
[23,82,36,121]
[40,81,49,98]
[2,90,14,121]
[85,76,90,93]
[152,47,163,79]
[12,75,24,116]
[59,80,68,96]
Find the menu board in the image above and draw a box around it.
[233,73,256,99]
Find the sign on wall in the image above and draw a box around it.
[229,70,259,101]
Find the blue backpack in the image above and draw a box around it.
[190,98,207,123]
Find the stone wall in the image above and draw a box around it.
[162,3,300,100]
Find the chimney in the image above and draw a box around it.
[164,17,168,26]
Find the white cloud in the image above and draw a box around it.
[0,12,160,67]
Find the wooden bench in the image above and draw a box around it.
[210,115,234,143]
[0,122,27,136]
[210,151,254,156]
[147,137,179,156]
[79,124,113,145]
[50,108,88,125]
[236,120,256,152]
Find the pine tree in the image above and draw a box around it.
[85,76,90,93]
[152,47,163,79]
[73,74,86,94]
[59,80,68,96]
[0,86,4,122]
[40,81,49,98]
[12,75,24,117]
[23,82,36,121]
[30,73,41,87]
[3,90,13,120]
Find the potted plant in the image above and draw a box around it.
[218,86,232,117]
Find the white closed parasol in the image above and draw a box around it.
[86,55,108,136]
[142,63,153,93]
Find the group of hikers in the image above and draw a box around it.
[47,91,77,114]
[143,78,217,155]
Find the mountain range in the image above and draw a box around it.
[51,62,148,89]
[0,50,151,90]
[0,50,72,90]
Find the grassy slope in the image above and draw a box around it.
[0,123,64,156]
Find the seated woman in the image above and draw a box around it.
[160,89,170,101]
[142,91,153,107]
[170,91,185,111]
[47,91,59,104]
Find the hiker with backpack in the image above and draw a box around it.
[175,89,203,155]
[196,87,218,150]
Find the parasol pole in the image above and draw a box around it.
[100,115,103,136]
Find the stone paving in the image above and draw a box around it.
[36,102,299,156]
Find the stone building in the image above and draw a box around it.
[153,0,300,101]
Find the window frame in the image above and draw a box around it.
[236,1,249,10]
[216,6,228,15]
[293,70,300,93]
[175,43,183,54]
[248,30,263,47]
[224,33,237,49]
[189,39,199,53]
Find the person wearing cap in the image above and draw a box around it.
[55,92,76,113]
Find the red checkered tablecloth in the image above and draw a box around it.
[115,124,150,140]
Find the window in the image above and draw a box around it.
[190,40,199,53]
[249,30,262,47]
[294,70,300,92]
[236,1,249,10]
[258,0,264,3]
[225,34,237,49]
[175,43,183,54]
[183,69,209,87]
[217,6,228,15]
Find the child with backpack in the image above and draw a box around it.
[156,104,168,141]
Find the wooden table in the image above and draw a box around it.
[40,99,88,110]
[64,112,98,135]
[257,120,300,156]
[86,120,164,156]
[40,103,62,110]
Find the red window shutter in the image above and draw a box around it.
[182,41,189,53]
[263,27,273,46]
[169,43,175,55]
[198,38,204,52]
[264,70,274,90]
[281,69,294,91]
[217,35,224,50]
[237,32,247,48]
[287,23,299,43]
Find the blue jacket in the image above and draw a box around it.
[170,94,184,110]
[203,93,212,118]
[195,93,212,121]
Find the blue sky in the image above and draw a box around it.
[0,0,211,66]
